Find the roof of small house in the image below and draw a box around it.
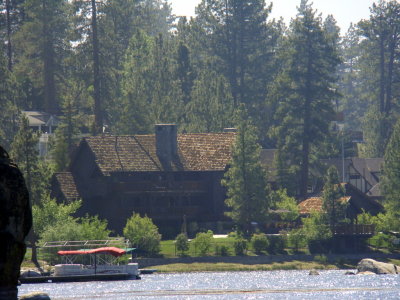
[298,196,351,215]
[78,133,236,175]
[22,111,59,127]
[53,172,80,200]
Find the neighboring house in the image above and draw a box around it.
[298,183,383,221]
[319,157,383,202]
[260,149,383,200]
[22,111,60,157]
[51,124,236,235]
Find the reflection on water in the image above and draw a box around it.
[18,270,400,299]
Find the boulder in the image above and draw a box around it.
[344,271,355,275]
[20,270,42,278]
[309,269,320,275]
[357,258,399,275]
[19,292,51,300]
[357,271,376,275]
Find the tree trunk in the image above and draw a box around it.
[385,29,397,115]
[6,0,12,71]
[42,0,57,114]
[379,34,386,113]
[92,0,102,134]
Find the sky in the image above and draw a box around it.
[170,0,378,34]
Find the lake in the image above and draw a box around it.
[18,270,400,299]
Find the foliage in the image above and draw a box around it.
[233,237,248,256]
[32,195,81,237]
[382,119,400,215]
[322,166,347,228]
[175,233,189,256]
[251,233,269,254]
[123,214,161,257]
[267,235,287,254]
[300,212,332,254]
[192,230,213,256]
[268,0,341,197]
[357,210,400,232]
[272,189,299,222]
[214,244,230,256]
[222,105,270,232]
[10,115,40,203]
[287,229,307,252]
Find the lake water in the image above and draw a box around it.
[18,270,400,299]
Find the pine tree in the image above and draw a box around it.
[10,115,39,202]
[322,166,346,228]
[222,105,270,233]
[357,0,400,156]
[13,0,72,114]
[195,0,277,109]
[185,69,234,133]
[381,119,400,213]
[269,1,341,197]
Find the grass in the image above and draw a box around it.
[150,261,341,273]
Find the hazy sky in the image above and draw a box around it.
[170,0,377,34]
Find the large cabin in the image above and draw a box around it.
[51,125,236,236]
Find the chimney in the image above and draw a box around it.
[155,124,177,165]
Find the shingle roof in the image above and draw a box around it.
[53,172,80,200]
[298,196,351,215]
[82,133,236,175]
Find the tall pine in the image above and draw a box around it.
[222,105,270,233]
[270,1,340,197]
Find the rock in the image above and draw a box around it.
[20,270,42,278]
[309,269,320,275]
[344,271,356,275]
[357,258,399,275]
[19,292,51,300]
[357,271,376,275]
[0,146,32,300]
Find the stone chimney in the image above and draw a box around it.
[155,124,178,165]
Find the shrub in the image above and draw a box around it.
[193,230,213,256]
[314,254,328,265]
[368,233,391,250]
[215,244,230,256]
[175,233,189,256]
[287,229,305,252]
[251,233,269,254]
[267,235,286,254]
[123,214,161,257]
[233,237,248,255]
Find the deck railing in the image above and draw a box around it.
[332,224,375,236]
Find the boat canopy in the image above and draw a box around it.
[58,247,126,257]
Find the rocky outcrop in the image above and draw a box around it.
[0,146,32,300]
[19,292,51,300]
[357,258,399,275]
[308,269,320,275]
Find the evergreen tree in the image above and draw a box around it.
[222,105,270,232]
[269,1,341,197]
[10,115,39,202]
[357,0,400,156]
[381,119,400,213]
[13,0,72,113]
[195,0,278,110]
[0,53,20,148]
[322,166,346,228]
[185,69,234,132]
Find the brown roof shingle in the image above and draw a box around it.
[83,133,236,175]
[54,172,80,200]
